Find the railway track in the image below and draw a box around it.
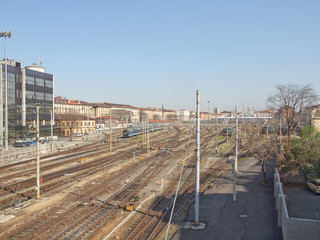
[0,126,183,239]
[0,125,235,240]
[114,135,227,240]
[0,128,177,211]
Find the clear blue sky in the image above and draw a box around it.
[1,0,319,112]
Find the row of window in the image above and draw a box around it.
[25,75,53,88]
[26,90,53,101]
[59,121,95,127]
[54,106,91,115]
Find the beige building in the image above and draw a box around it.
[309,105,320,131]
[55,114,96,137]
[311,110,320,131]
[55,97,92,117]
[55,97,111,119]
[107,103,140,122]
[140,108,162,120]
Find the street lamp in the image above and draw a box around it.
[0,31,13,150]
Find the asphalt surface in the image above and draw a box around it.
[172,157,282,240]
[284,188,320,221]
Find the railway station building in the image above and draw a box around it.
[0,59,54,144]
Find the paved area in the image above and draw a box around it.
[173,157,282,240]
[0,131,106,166]
[284,188,320,220]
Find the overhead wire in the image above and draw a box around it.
[165,122,195,240]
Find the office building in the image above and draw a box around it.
[0,59,54,143]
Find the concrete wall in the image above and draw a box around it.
[274,168,320,240]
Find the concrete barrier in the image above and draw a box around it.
[274,168,320,240]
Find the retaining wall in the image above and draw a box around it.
[274,168,320,240]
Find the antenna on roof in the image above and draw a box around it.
[39,57,43,66]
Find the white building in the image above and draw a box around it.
[176,110,190,122]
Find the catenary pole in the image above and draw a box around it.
[195,90,200,225]
[215,109,218,154]
[279,113,282,154]
[51,109,54,151]
[207,101,210,122]
[36,106,40,199]
[233,105,238,202]
[257,114,260,153]
[109,110,112,152]
[0,31,13,150]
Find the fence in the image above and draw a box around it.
[274,168,320,240]
[0,132,106,165]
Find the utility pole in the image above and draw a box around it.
[161,104,164,137]
[36,106,40,199]
[257,114,260,153]
[207,101,210,122]
[50,109,53,151]
[146,118,150,152]
[215,110,218,154]
[233,105,238,202]
[109,111,112,152]
[0,31,13,150]
[195,90,200,226]
[279,114,282,154]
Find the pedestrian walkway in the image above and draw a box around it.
[173,157,282,240]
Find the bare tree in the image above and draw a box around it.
[242,123,283,183]
[267,84,318,144]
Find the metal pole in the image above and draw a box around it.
[36,106,40,199]
[4,37,8,150]
[279,115,282,145]
[0,31,12,149]
[215,110,218,154]
[207,101,210,122]
[50,109,53,151]
[146,120,150,152]
[257,114,260,153]
[109,111,112,152]
[233,105,238,202]
[279,114,282,154]
[195,90,200,226]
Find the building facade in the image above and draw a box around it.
[55,113,95,137]
[0,60,54,143]
[176,110,190,122]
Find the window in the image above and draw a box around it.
[36,92,44,100]
[26,75,35,85]
[45,80,53,88]
[45,93,53,101]
[26,90,35,99]
[36,78,44,87]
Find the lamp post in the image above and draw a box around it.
[0,31,13,150]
